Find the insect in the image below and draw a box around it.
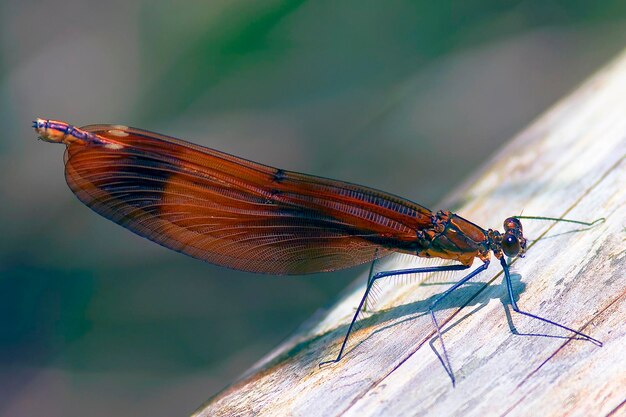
[34,118,602,384]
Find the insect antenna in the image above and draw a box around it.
[513,215,605,227]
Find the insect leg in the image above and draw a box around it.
[362,254,379,313]
[499,257,602,346]
[428,261,490,386]
[319,263,471,368]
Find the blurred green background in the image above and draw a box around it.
[1,1,625,416]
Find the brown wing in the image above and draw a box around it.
[62,124,433,274]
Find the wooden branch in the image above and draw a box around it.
[193,50,626,417]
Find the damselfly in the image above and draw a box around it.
[34,118,603,384]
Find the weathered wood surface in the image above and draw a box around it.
[193,50,626,417]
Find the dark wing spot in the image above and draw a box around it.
[272,169,286,183]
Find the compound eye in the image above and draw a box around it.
[503,217,522,232]
[502,234,521,257]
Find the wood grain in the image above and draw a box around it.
[193,49,626,417]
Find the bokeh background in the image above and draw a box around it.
[1,1,625,416]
